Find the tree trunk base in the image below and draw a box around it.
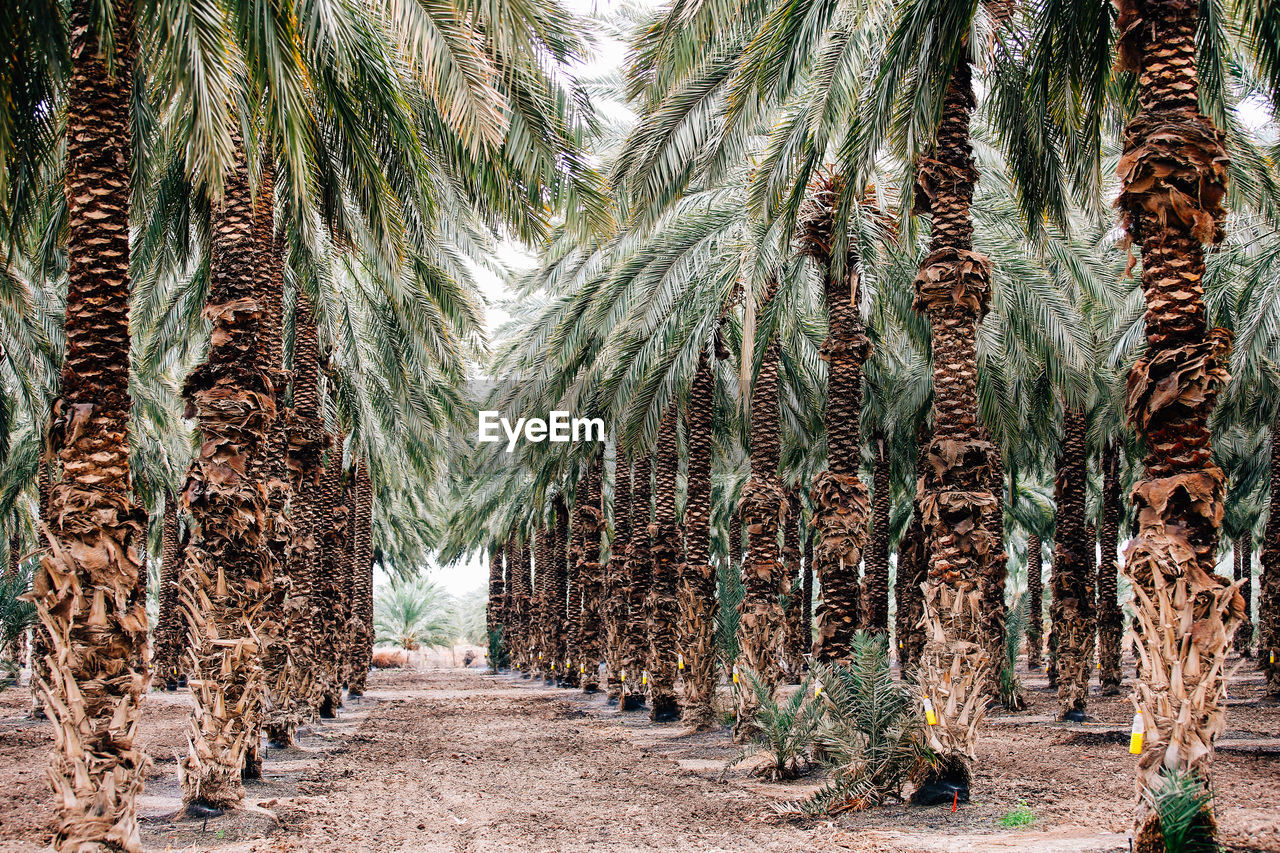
[620,694,646,711]
[649,696,681,723]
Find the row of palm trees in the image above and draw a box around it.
[458,0,1280,849]
[1,0,607,848]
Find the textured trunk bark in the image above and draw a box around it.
[801,519,814,657]
[1097,443,1124,692]
[1264,413,1280,694]
[780,491,807,681]
[678,354,718,728]
[622,454,653,709]
[564,491,583,689]
[29,1,150,841]
[982,445,1009,680]
[178,138,283,811]
[314,432,350,715]
[803,174,871,664]
[604,454,633,700]
[261,162,310,750]
[575,455,605,691]
[648,410,682,721]
[152,495,186,687]
[896,511,927,672]
[910,59,1001,793]
[29,458,53,719]
[549,497,570,682]
[735,332,787,736]
[345,463,374,696]
[1233,537,1253,657]
[864,436,891,634]
[1025,534,1044,670]
[1051,406,1095,720]
[487,544,506,670]
[510,535,533,675]
[1115,0,1245,843]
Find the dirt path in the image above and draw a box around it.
[3,667,1278,852]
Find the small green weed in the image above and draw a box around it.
[995,801,1035,828]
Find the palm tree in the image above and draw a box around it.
[177,139,283,811]
[647,408,682,721]
[623,453,653,710]
[736,321,788,731]
[605,453,633,703]
[1112,0,1248,842]
[346,460,375,695]
[374,577,457,651]
[864,434,891,634]
[486,542,506,670]
[1097,441,1124,693]
[799,175,871,664]
[1050,404,1094,720]
[679,350,719,728]
[1025,534,1045,669]
[574,453,605,692]
[510,533,534,675]
[24,0,152,842]
[152,493,187,688]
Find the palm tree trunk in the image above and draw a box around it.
[622,454,653,709]
[510,534,533,675]
[261,163,312,750]
[314,432,349,716]
[1051,405,1095,720]
[1115,0,1244,842]
[1025,534,1044,670]
[679,354,718,728]
[564,492,583,689]
[151,495,185,687]
[549,496,570,682]
[29,457,53,719]
[735,335,788,735]
[1233,537,1252,657]
[801,518,814,657]
[648,410,682,721]
[896,511,927,672]
[803,174,871,664]
[604,453,633,701]
[1098,443,1124,692]
[178,137,283,811]
[487,543,506,671]
[864,435,891,634]
[29,1,150,841]
[1263,412,1280,694]
[345,462,374,696]
[911,58,1000,795]
[781,491,806,681]
[576,454,605,692]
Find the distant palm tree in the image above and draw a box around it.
[375,578,458,652]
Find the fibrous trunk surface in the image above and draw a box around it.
[736,335,787,732]
[648,411,682,721]
[780,491,807,681]
[1233,538,1252,657]
[178,140,281,810]
[623,456,653,706]
[1097,444,1124,692]
[896,510,927,672]
[345,463,374,696]
[679,354,718,728]
[575,455,605,691]
[911,59,1000,785]
[152,496,186,686]
[564,491,583,689]
[487,544,506,670]
[604,455,633,700]
[29,0,150,842]
[1025,534,1044,670]
[314,433,350,713]
[509,537,533,674]
[1051,406,1095,720]
[802,174,871,664]
[1114,0,1246,843]
[864,437,891,634]
[1263,412,1280,695]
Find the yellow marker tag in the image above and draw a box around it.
[1096,662,1101,669]
[678,653,685,671]
[898,641,902,649]
[732,664,740,685]
[814,682,823,698]
[580,664,585,674]
[923,697,938,726]
[1272,650,1276,665]
[1129,713,1145,755]
[642,670,649,686]
[550,662,555,671]
[538,652,543,660]
[621,669,627,682]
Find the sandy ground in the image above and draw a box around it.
[1,660,1277,852]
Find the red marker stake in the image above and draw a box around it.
[952,791,958,813]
